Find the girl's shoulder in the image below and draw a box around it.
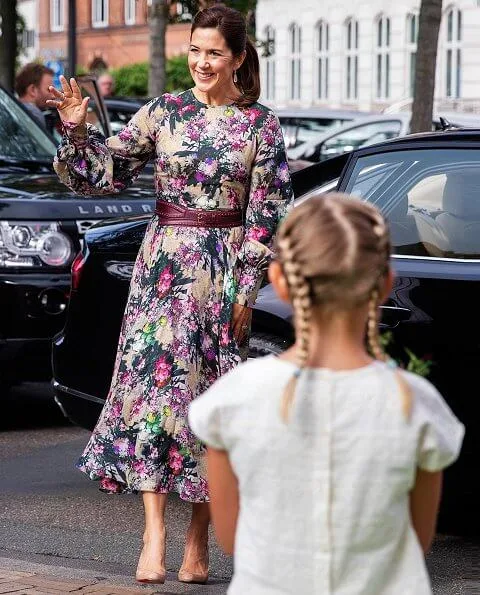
[207,355,289,401]
[188,356,287,450]
[191,356,290,415]
[391,367,465,471]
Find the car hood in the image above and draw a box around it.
[0,171,156,220]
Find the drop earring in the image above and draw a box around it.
[233,70,238,84]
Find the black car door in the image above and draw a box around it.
[338,141,480,530]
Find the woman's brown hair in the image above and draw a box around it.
[276,193,412,421]
[191,4,260,107]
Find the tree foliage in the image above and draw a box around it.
[171,0,256,34]
[111,56,192,97]
[111,63,150,97]
[165,55,191,93]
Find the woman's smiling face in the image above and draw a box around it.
[188,28,243,100]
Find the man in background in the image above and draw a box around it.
[98,72,115,97]
[15,63,54,130]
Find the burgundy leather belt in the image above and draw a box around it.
[155,200,243,228]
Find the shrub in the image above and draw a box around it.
[166,55,191,93]
[110,57,192,98]
[111,62,149,97]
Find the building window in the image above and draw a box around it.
[344,18,359,101]
[125,0,135,25]
[289,23,302,101]
[264,26,276,101]
[92,0,109,28]
[445,7,462,98]
[406,13,418,97]
[22,29,36,49]
[316,20,329,100]
[375,15,391,100]
[50,0,64,32]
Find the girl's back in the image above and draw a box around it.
[190,355,463,594]
[189,194,464,594]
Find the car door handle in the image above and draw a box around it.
[380,306,411,328]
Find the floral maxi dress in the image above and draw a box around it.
[54,89,293,502]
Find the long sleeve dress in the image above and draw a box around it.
[54,89,293,502]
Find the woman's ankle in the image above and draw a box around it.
[185,526,208,548]
[143,526,166,544]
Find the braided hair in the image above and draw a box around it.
[275,193,412,422]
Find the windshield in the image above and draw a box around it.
[344,148,480,259]
[0,87,56,161]
[279,116,353,149]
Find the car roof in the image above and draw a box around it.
[364,127,480,146]
[433,111,480,127]
[287,113,412,157]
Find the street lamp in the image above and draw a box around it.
[67,0,76,78]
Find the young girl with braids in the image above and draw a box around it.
[188,193,464,594]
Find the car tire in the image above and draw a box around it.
[248,332,290,358]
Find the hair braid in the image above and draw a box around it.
[277,235,312,422]
[275,193,413,421]
[367,258,412,420]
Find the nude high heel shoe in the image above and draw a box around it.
[178,549,209,584]
[135,567,166,584]
[135,533,166,585]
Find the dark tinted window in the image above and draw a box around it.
[344,148,480,259]
[0,88,56,160]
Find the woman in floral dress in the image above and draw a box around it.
[47,4,293,586]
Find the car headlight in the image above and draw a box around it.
[0,221,73,268]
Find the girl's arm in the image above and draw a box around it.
[409,468,443,553]
[206,447,239,555]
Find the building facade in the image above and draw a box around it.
[38,0,190,72]
[256,0,480,112]
[18,0,40,65]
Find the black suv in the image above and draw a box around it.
[0,79,154,392]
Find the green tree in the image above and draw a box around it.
[166,55,191,93]
[172,0,256,34]
[111,63,149,97]
[111,56,192,97]
[410,0,443,133]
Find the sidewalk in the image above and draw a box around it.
[0,557,228,595]
[0,569,158,595]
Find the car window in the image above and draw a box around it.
[296,178,339,204]
[279,116,352,149]
[344,148,480,259]
[320,120,403,160]
[0,87,57,160]
[109,108,136,134]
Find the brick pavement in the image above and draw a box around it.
[0,569,162,595]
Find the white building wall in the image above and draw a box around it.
[17,0,39,65]
[257,0,480,112]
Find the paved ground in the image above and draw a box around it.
[0,382,479,594]
[0,560,227,594]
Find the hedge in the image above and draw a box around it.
[108,56,191,97]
